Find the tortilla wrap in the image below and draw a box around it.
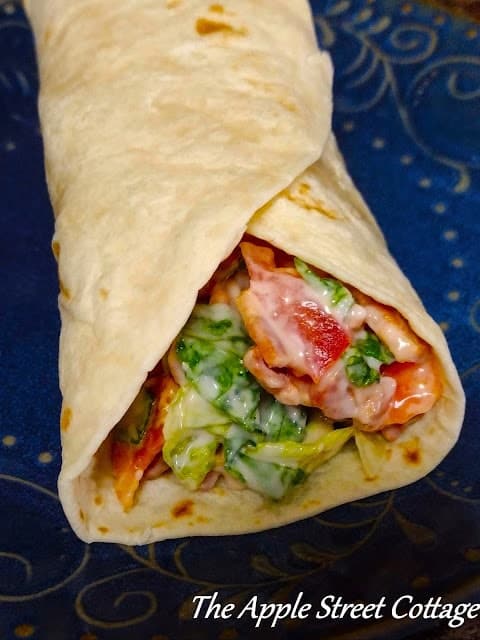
[25,0,464,544]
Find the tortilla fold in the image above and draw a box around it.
[26,0,464,544]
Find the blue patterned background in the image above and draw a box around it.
[1,1,479,638]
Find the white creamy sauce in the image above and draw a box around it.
[233,456,285,499]
[251,272,352,380]
[197,375,221,402]
[174,430,215,470]
[252,276,309,371]
[346,303,367,330]
[364,304,422,362]
[315,360,358,420]
[224,389,252,420]
[249,443,300,468]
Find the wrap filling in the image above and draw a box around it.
[110,239,442,509]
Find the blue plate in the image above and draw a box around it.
[1,1,479,638]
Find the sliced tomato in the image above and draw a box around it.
[380,352,442,426]
[237,241,350,383]
[111,374,178,510]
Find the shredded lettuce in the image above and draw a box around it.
[226,452,306,500]
[176,304,308,436]
[165,303,356,499]
[176,337,260,425]
[181,303,250,356]
[176,304,261,426]
[294,257,354,312]
[255,395,306,442]
[113,387,153,445]
[163,386,229,489]
[354,331,394,364]
[344,330,394,387]
[242,427,354,474]
[164,430,219,490]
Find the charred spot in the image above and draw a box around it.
[172,499,194,518]
[404,447,421,464]
[43,27,52,46]
[284,189,338,219]
[99,288,109,300]
[61,407,72,431]
[195,17,246,36]
[98,526,109,534]
[94,495,103,506]
[59,279,71,300]
[79,509,85,521]
[402,438,422,465]
[209,3,224,12]
[298,183,311,194]
[52,241,60,260]
[196,515,211,524]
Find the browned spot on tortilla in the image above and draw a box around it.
[59,279,71,300]
[196,17,246,36]
[284,188,339,219]
[153,521,165,528]
[79,509,85,521]
[303,499,321,509]
[166,0,181,7]
[98,526,109,534]
[61,407,72,431]
[51,241,60,260]
[196,515,211,524]
[172,499,194,518]
[43,27,52,46]
[209,3,224,12]
[277,96,298,113]
[99,288,109,300]
[94,495,103,506]
[298,183,311,194]
[401,437,421,465]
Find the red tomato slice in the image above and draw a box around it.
[112,375,178,510]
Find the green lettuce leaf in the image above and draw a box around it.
[344,330,394,387]
[163,430,219,490]
[176,303,307,434]
[163,385,230,490]
[242,427,354,474]
[255,395,307,442]
[226,453,306,500]
[294,257,354,311]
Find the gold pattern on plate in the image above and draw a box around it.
[14,625,35,638]
[411,575,431,589]
[465,548,480,562]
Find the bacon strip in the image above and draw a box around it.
[112,375,178,510]
[237,242,351,383]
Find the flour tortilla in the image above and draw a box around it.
[26,0,464,544]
